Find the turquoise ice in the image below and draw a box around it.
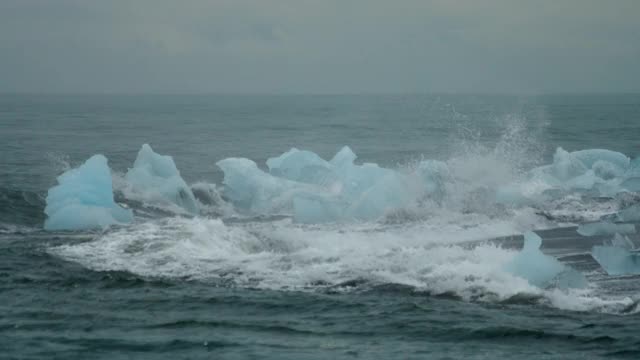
[592,234,640,275]
[44,155,132,230]
[217,146,444,223]
[505,232,586,288]
[125,144,198,214]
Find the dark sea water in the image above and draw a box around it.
[1,94,640,359]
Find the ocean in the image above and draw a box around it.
[1,94,640,359]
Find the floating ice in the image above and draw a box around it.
[592,233,640,275]
[217,146,433,222]
[501,148,637,205]
[505,232,586,288]
[44,155,133,231]
[125,144,198,214]
[266,147,333,184]
[218,145,637,223]
[216,157,311,215]
[616,205,640,222]
[577,221,636,237]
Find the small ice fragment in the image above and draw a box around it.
[330,146,357,168]
[505,231,585,288]
[592,234,640,275]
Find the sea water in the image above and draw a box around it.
[1,94,640,359]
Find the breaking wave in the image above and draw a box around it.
[50,217,637,314]
[35,116,640,314]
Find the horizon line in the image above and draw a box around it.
[2,91,640,97]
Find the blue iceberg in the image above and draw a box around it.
[577,221,636,237]
[125,144,198,214]
[44,155,133,231]
[266,147,333,184]
[216,157,311,215]
[500,148,637,205]
[216,145,638,223]
[592,234,640,275]
[217,146,435,222]
[505,232,586,288]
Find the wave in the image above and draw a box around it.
[0,187,46,228]
[49,217,637,314]
[14,115,639,315]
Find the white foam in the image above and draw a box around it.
[50,216,634,314]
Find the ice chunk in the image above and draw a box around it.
[616,205,640,222]
[592,160,625,180]
[218,147,422,222]
[549,148,630,189]
[572,149,630,170]
[347,169,414,220]
[266,147,333,184]
[498,148,635,205]
[552,148,589,180]
[125,144,198,214]
[44,155,133,230]
[505,232,585,288]
[592,234,640,275]
[620,177,640,192]
[330,146,357,168]
[217,157,311,214]
[577,221,636,237]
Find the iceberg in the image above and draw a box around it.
[217,146,428,222]
[592,234,640,275]
[266,147,333,184]
[125,144,198,214]
[44,155,133,231]
[499,148,636,205]
[216,157,311,215]
[217,145,638,223]
[505,232,586,288]
[577,221,636,237]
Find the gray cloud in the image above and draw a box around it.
[1,0,639,93]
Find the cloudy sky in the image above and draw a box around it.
[1,0,639,94]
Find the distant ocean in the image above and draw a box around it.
[1,94,640,359]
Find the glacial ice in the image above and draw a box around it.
[217,145,640,223]
[44,155,133,230]
[501,148,639,206]
[592,234,640,275]
[216,157,310,215]
[125,144,198,214]
[217,146,436,222]
[266,147,333,184]
[577,221,636,237]
[616,205,640,222]
[505,232,586,288]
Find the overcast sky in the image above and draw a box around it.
[1,0,639,94]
